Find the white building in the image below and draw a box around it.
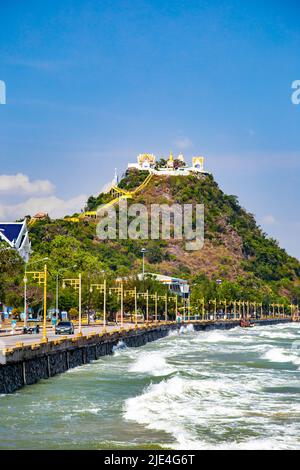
[127,153,208,176]
[138,272,190,298]
[0,220,31,262]
[128,153,156,171]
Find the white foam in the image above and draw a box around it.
[259,331,297,339]
[262,347,300,367]
[168,329,179,337]
[123,375,247,445]
[186,324,194,333]
[123,351,300,450]
[129,352,175,376]
[72,407,102,415]
[113,340,127,353]
[195,331,232,343]
[168,436,297,450]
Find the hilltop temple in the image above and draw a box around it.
[128,152,208,176]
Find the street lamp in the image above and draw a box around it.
[148,292,158,323]
[90,275,107,331]
[24,257,49,328]
[62,274,82,336]
[55,264,77,320]
[140,248,147,277]
[215,279,222,317]
[109,282,124,328]
[26,261,49,341]
[209,299,217,320]
[124,287,139,327]
[138,290,150,323]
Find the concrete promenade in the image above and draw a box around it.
[0,323,133,348]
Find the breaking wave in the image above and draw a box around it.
[129,352,176,376]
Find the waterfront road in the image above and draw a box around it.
[0,324,136,349]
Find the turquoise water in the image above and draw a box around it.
[0,323,300,449]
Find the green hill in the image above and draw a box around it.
[1,170,299,311]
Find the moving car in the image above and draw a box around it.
[55,321,74,335]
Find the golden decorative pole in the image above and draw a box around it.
[165,292,168,323]
[211,298,217,319]
[26,264,48,342]
[253,301,256,319]
[90,279,107,331]
[233,300,237,320]
[43,264,47,340]
[201,298,205,320]
[138,291,151,324]
[148,292,157,324]
[167,296,177,323]
[110,283,124,328]
[79,273,82,333]
[63,274,82,336]
[120,282,124,328]
[271,303,275,317]
[157,294,167,323]
[238,301,242,318]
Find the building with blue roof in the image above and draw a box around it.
[0,220,31,262]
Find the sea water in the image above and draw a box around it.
[0,322,299,449]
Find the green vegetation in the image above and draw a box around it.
[118,169,149,190]
[1,171,299,315]
[169,174,300,281]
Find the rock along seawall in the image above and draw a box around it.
[0,319,290,394]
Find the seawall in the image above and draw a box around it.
[0,318,291,394]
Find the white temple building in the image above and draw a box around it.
[128,153,208,176]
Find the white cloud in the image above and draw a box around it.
[262,214,276,225]
[0,194,87,220]
[174,137,193,150]
[0,173,54,195]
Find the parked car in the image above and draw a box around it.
[55,321,74,335]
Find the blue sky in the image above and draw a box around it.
[0,0,299,258]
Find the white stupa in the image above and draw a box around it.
[101,168,118,194]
